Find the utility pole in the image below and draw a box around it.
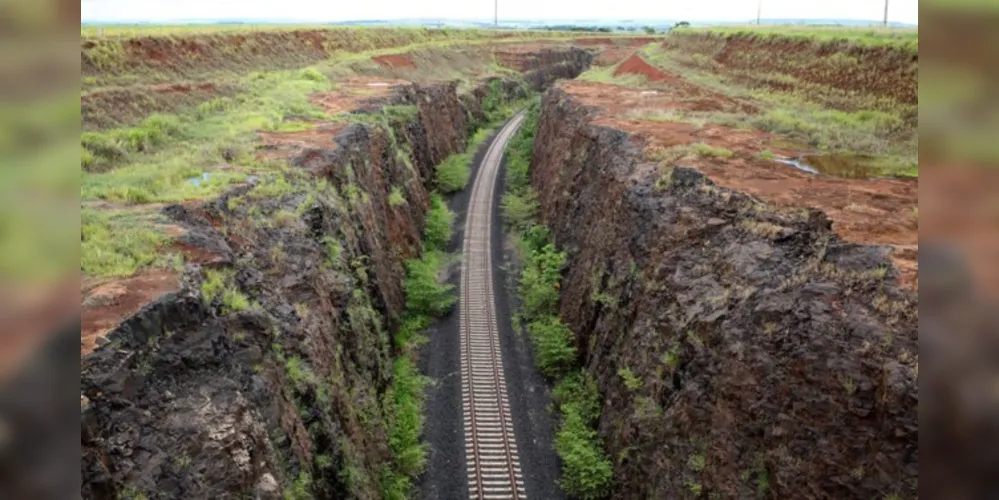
[757,0,762,25]
[495,0,498,27]
[883,0,889,27]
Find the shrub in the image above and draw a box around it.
[434,152,472,193]
[519,242,565,320]
[422,193,455,251]
[404,251,456,317]
[553,372,613,499]
[500,189,539,231]
[526,316,577,378]
[617,367,643,391]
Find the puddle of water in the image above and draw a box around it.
[774,154,902,179]
[775,158,818,175]
[187,172,212,187]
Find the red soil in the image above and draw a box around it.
[372,54,416,69]
[81,271,181,355]
[613,54,675,82]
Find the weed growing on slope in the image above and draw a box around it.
[422,193,455,251]
[388,187,407,207]
[201,268,253,315]
[553,371,614,499]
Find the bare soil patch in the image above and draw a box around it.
[81,271,180,355]
[613,54,675,82]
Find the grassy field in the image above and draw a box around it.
[676,25,918,49]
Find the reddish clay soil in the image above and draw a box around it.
[613,54,675,82]
[563,80,918,289]
[921,165,999,298]
[372,54,416,69]
[81,271,180,355]
[310,77,410,115]
[0,279,78,381]
[257,122,349,162]
[594,47,635,66]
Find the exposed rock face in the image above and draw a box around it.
[529,88,918,499]
[79,70,569,499]
[522,47,595,91]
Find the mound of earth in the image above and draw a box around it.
[613,53,675,82]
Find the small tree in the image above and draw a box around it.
[673,21,690,28]
[642,26,657,34]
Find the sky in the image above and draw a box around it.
[81,0,919,25]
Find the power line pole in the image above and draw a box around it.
[757,0,762,25]
[883,0,889,27]
[495,0,498,27]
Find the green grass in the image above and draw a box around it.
[81,208,175,278]
[200,268,253,314]
[693,143,734,158]
[81,68,332,205]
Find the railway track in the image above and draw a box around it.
[460,112,527,500]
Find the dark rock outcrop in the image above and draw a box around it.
[529,88,918,499]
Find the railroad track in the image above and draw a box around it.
[460,112,527,500]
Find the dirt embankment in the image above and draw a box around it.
[663,32,917,107]
[82,29,521,84]
[529,88,918,498]
[79,79,530,499]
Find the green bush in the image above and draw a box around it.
[423,193,455,251]
[526,316,577,378]
[434,152,472,193]
[500,189,539,231]
[386,357,429,476]
[553,372,613,499]
[519,242,565,320]
[404,251,456,317]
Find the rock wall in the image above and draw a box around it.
[79,77,536,500]
[529,88,918,499]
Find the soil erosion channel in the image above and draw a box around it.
[460,113,528,500]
